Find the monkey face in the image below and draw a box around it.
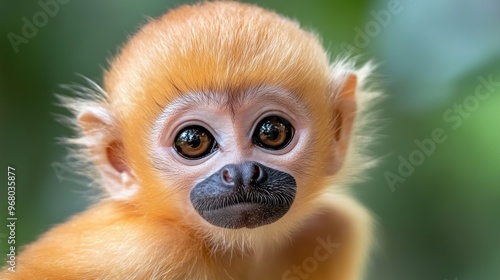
[176,112,298,228]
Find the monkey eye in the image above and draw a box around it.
[174,126,218,159]
[252,116,294,150]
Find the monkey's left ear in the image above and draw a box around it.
[77,106,139,199]
[327,74,358,175]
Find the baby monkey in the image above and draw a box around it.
[1,1,377,279]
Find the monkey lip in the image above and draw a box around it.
[197,200,292,229]
[192,189,296,229]
[196,192,293,211]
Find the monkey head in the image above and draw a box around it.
[75,2,362,248]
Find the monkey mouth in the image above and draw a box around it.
[195,190,295,211]
[194,192,295,229]
[193,188,296,229]
[190,163,297,229]
[199,201,290,229]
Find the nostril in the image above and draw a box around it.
[250,164,261,183]
[222,169,233,184]
[222,169,234,184]
[242,162,266,185]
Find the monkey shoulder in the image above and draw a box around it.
[3,200,197,279]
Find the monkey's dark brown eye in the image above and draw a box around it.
[252,116,294,150]
[174,126,218,159]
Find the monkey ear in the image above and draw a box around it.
[77,106,138,199]
[328,74,358,175]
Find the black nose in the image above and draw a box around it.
[220,162,266,189]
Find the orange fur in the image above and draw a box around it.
[1,2,376,279]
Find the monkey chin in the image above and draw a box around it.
[188,196,328,256]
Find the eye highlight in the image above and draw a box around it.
[252,116,294,150]
[174,126,218,159]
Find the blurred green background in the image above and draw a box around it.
[1,0,499,279]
